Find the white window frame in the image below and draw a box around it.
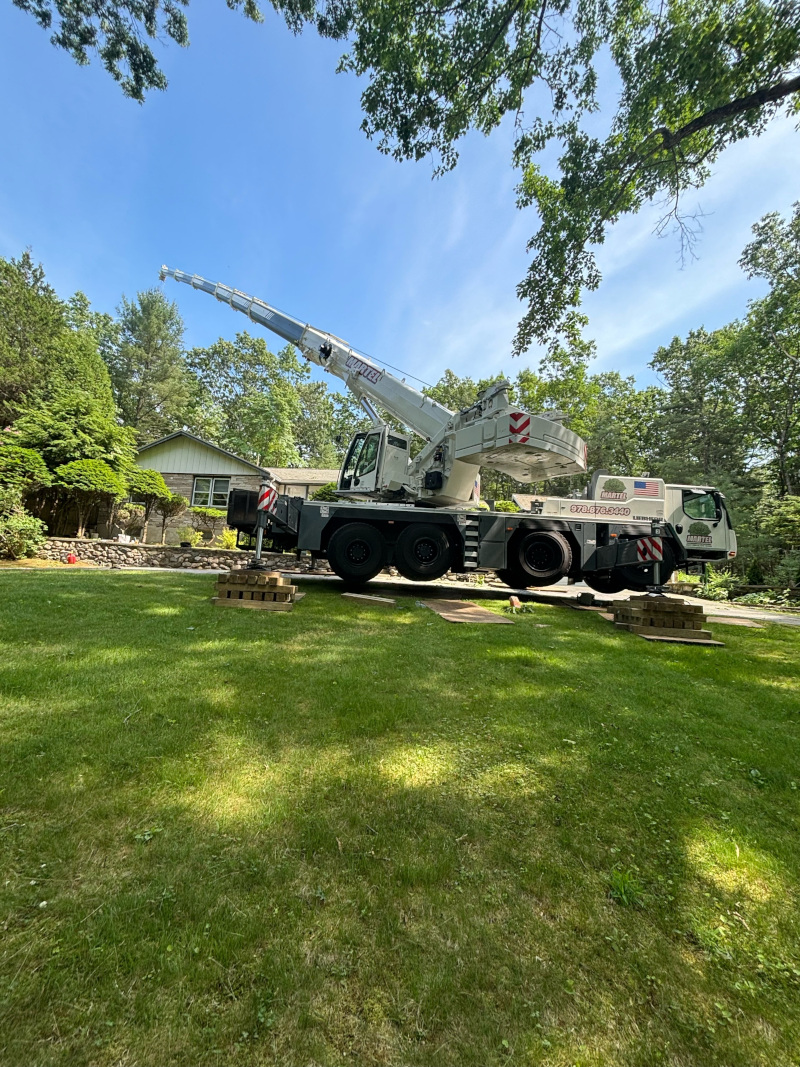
[192,476,230,508]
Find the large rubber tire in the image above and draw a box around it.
[495,565,533,590]
[327,522,386,585]
[394,523,451,581]
[583,571,628,595]
[619,539,676,591]
[517,531,572,586]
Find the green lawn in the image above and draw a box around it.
[1,572,798,1066]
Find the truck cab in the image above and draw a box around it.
[337,427,412,499]
[664,484,737,567]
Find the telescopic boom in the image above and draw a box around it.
[160,267,451,442]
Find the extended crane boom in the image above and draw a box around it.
[160,266,588,506]
[159,267,450,442]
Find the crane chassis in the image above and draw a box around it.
[160,266,737,594]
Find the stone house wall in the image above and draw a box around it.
[144,473,262,544]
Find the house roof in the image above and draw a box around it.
[137,431,267,473]
[266,468,340,485]
[137,431,340,484]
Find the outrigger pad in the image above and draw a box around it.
[421,599,513,624]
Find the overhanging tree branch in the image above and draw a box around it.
[658,74,800,150]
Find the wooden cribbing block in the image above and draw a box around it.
[212,598,294,611]
[212,570,300,611]
[610,596,721,645]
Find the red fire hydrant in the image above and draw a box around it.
[66,553,78,564]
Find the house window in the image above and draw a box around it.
[192,477,230,507]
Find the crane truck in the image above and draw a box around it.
[160,267,737,593]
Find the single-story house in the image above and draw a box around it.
[135,431,340,542]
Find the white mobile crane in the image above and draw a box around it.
[160,267,737,591]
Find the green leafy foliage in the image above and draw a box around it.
[215,527,240,550]
[339,0,800,349]
[12,0,265,101]
[0,488,47,559]
[0,441,51,492]
[0,252,64,427]
[154,492,189,542]
[310,481,340,502]
[126,466,170,538]
[189,507,227,540]
[12,0,800,351]
[175,525,204,547]
[105,289,193,443]
[493,500,520,513]
[698,566,738,602]
[186,333,306,467]
[55,459,126,537]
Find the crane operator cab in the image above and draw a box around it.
[664,484,737,566]
[337,427,411,499]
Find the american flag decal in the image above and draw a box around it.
[637,536,663,562]
[634,479,661,497]
[509,411,530,443]
[258,485,278,513]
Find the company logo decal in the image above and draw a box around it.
[687,521,712,544]
[345,354,383,384]
[600,477,627,500]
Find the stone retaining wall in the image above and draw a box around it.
[39,538,330,573]
[37,537,506,585]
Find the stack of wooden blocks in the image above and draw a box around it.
[212,570,301,611]
[611,595,722,645]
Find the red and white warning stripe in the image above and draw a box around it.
[509,411,530,444]
[637,535,663,563]
[257,484,278,513]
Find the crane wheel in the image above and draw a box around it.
[327,523,386,585]
[394,523,451,581]
[619,539,677,591]
[517,531,572,585]
[583,571,628,595]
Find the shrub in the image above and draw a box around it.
[493,500,520,513]
[310,482,339,502]
[190,507,227,540]
[123,505,146,537]
[0,489,47,559]
[215,527,239,550]
[154,492,189,542]
[697,565,737,602]
[175,526,204,547]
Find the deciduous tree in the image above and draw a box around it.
[54,459,126,537]
[186,333,306,466]
[127,467,170,540]
[154,492,189,542]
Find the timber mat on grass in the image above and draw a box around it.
[0,571,798,1066]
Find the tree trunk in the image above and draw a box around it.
[75,502,87,538]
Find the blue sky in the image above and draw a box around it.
[1,1,798,393]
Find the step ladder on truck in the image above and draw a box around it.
[160,267,737,592]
